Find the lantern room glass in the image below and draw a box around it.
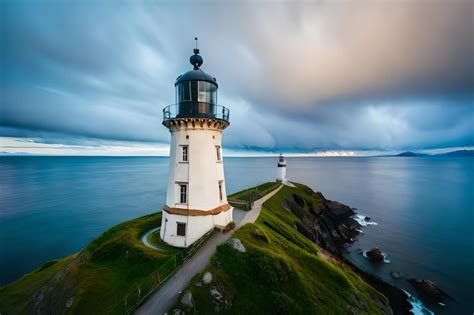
[176,81,217,104]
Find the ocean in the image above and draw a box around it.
[0,156,472,314]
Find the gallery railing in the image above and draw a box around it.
[163,103,230,122]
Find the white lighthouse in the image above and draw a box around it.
[160,40,233,248]
[276,153,287,183]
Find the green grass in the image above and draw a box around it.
[228,182,281,201]
[228,182,281,210]
[173,184,389,314]
[0,256,75,314]
[147,230,183,254]
[0,212,177,315]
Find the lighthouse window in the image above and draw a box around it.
[216,145,221,161]
[178,82,191,102]
[191,81,198,101]
[209,83,217,104]
[179,184,187,204]
[186,81,216,104]
[198,81,206,102]
[177,222,186,236]
[181,145,188,162]
[219,181,223,201]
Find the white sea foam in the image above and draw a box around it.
[354,214,378,226]
[403,290,434,315]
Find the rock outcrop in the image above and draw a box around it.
[227,238,246,253]
[280,185,413,314]
[390,271,403,279]
[281,186,360,255]
[202,272,212,284]
[408,279,449,302]
[366,248,384,263]
[180,290,193,308]
[32,251,88,314]
[210,285,232,312]
[251,228,269,243]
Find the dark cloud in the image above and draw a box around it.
[1,0,473,152]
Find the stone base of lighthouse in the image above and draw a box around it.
[160,206,233,248]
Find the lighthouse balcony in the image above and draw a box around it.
[163,103,230,123]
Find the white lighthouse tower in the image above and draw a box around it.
[160,40,233,248]
[276,153,287,183]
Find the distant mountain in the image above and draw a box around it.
[389,149,474,157]
[435,150,474,157]
[396,151,429,157]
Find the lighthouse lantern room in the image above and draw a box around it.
[160,39,233,248]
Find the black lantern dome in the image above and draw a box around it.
[175,44,217,87]
[163,38,229,124]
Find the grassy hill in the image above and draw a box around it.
[1,182,395,314]
[0,212,174,314]
[171,184,391,314]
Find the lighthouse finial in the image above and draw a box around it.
[190,37,203,69]
[194,37,199,54]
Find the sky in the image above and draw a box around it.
[1,0,473,156]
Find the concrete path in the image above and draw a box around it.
[284,181,296,188]
[135,185,283,315]
[141,227,167,252]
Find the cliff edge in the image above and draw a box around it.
[170,183,397,314]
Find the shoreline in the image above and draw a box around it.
[341,217,440,315]
[342,255,413,314]
[314,245,413,313]
[280,183,422,314]
[314,226,414,314]
[344,216,440,314]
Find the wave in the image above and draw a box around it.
[354,214,378,226]
[403,290,434,315]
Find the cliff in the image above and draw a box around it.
[171,183,395,314]
[0,213,169,314]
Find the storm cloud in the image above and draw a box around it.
[1,0,473,152]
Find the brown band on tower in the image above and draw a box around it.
[163,203,232,216]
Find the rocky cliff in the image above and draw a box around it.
[281,185,359,255]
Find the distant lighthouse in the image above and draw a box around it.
[276,153,287,183]
[160,39,233,248]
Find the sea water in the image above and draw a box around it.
[0,156,472,314]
